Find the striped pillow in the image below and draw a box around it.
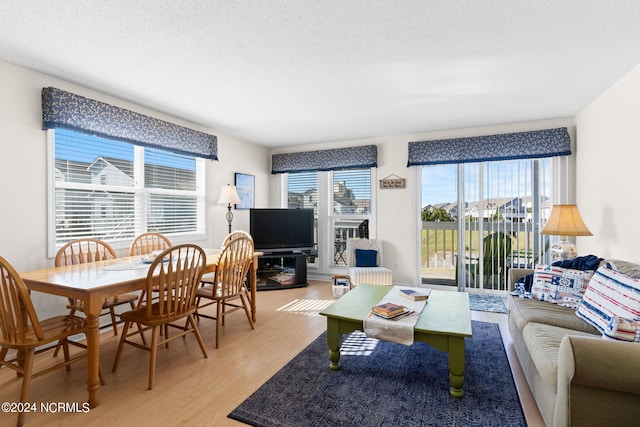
[530,265,593,309]
[604,316,640,342]
[577,263,640,338]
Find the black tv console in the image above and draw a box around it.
[254,251,308,291]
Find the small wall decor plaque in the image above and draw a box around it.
[379,174,406,189]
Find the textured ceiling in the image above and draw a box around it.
[1,1,640,147]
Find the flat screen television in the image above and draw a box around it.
[250,208,315,252]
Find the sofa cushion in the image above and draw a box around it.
[522,322,597,392]
[508,295,599,335]
[577,263,640,334]
[531,265,593,309]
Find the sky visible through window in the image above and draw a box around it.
[56,129,195,170]
[422,160,549,207]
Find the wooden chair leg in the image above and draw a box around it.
[53,337,64,357]
[137,323,147,345]
[111,321,132,373]
[221,301,226,326]
[188,315,208,358]
[62,339,71,372]
[215,300,222,349]
[109,307,118,335]
[241,294,255,329]
[148,326,160,390]
[17,349,35,427]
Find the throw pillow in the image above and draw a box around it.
[355,249,377,267]
[577,263,640,336]
[603,316,640,342]
[530,264,593,309]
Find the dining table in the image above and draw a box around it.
[19,247,261,409]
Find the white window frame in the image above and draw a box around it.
[416,155,572,290]
[281,168,376,275]
[47,130,206,257]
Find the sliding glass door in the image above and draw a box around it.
[421,159,552,291]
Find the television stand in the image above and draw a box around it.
[255,251,308,291]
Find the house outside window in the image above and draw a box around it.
[49,128,205,256]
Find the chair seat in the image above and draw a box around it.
[119,302,197,327]
[196,282,247,299]
[1,315,86,348]
[349,266,393,287]
[66,293,139,311]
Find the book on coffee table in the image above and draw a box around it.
[399,288,430,301]
[371,302,406,318]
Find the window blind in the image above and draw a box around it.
[54,129,202,245]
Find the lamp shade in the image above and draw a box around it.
[541,204,592,238]
[217,184,241,205]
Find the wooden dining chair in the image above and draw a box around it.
[111,244,208,390]
[222,230,252,248]
[218,230,254,305]
[0,256,103,427]
[55,238,139,341]
[129,232,172,256]
[195,234,255,348]
[129,232,173,306]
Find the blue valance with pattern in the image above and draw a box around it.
[407,127,571,166]
[272,145,377,174]
[42,87,218,160]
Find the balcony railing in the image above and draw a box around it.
[422,221,548,291]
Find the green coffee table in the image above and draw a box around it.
[319,284,473,397]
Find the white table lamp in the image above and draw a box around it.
[218,184,241,233]
[541,204,592,262]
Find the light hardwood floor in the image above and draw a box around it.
[1,281,545,426]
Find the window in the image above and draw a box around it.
[49,129,205,254]
[283,168,374,271]
[285,171,319,265]
[331,169,371,266]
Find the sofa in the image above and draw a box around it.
[507,260,640,427]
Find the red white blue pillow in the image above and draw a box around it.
[577,262,640,341]
[603,316,640,342]
[530,265,593,309]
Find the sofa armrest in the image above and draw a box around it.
[507,268,533,292]
[555,335,640,427]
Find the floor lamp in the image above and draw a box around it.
[541,204,592,262]
[218,184,241,234]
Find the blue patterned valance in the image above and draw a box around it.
[42,87,217,160]
[272,145,377,174]
[407,127,571,166]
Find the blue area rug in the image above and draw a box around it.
[228,321,525,426]
[468,293,508,313]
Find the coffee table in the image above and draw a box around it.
[319,284,473,397]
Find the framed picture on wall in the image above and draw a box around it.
[235,173,255,209]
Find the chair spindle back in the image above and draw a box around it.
[144,244,205,320]
[0,256,43,345]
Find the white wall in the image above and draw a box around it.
[576,64,640,262]
[0,59,268,315]
[270,118,575,286]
